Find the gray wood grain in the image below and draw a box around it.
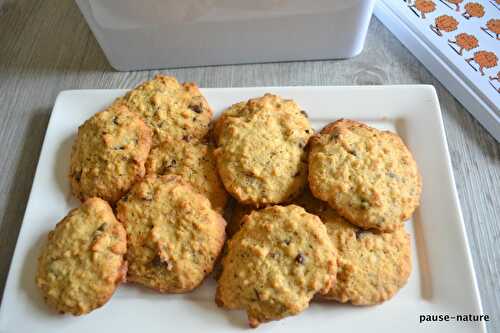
[0,0,498,331]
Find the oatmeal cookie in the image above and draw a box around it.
[36,198,127,315]
[309,119,421,231]
[214,94,313,206]
[116,175,226,292]
[216,205,336,327]
[69,104,152,203]
[325,222,411,305]
[114,75,212,146]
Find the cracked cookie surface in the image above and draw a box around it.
[116,175,226,293]
[114,75,212,146]
[214,94,313,206]
[69,104,152,203]
[36,198,127,315]
[216,205,336,328]
[308,119,421,231]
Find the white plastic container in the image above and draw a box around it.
[76,0,376,71]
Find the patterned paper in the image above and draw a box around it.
[401,0,499,106]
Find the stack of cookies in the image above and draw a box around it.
[35,75,421,328]
[214,96,421,327]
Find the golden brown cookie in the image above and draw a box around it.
[145,136,228,212]
[212,101,246,145]
[216,205,336,328]
[114,75,212,146]
[116,175,226,293]
[69,104,152,203]
[214,94,313,206]
[36,198,127,315]
[308,119,422,231]
[293,190,411,305]
[325,223,411,305]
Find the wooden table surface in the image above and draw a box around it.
[0,1,498,331]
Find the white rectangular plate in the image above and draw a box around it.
[0,86,485,333]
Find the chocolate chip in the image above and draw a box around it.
[160,159,177,174]
[151,254,173,270]
[360,198,370,209]
[74,170,81,182]
[300,110,308,118]
[112,116,119,125]
[245,171,255,177]
[189,104,203,114]
[182,135,191,142]
[355,229,369,240]
[295,253,305,264]
[298,142,305,149]
[151,255,163,267]
[305,129,310,134]
[121,192,130,202]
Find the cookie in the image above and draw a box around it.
[214,94,313,206]
[293,190,411,305]
[69,104,152,203]
[116,175,226,293]
[145,136,228,212]
[36,198,127,315]
[114,75,212,146]
[216,205,336,328]
[308,119,421,231]
[212,101,246,145]
[325,223,411,305]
